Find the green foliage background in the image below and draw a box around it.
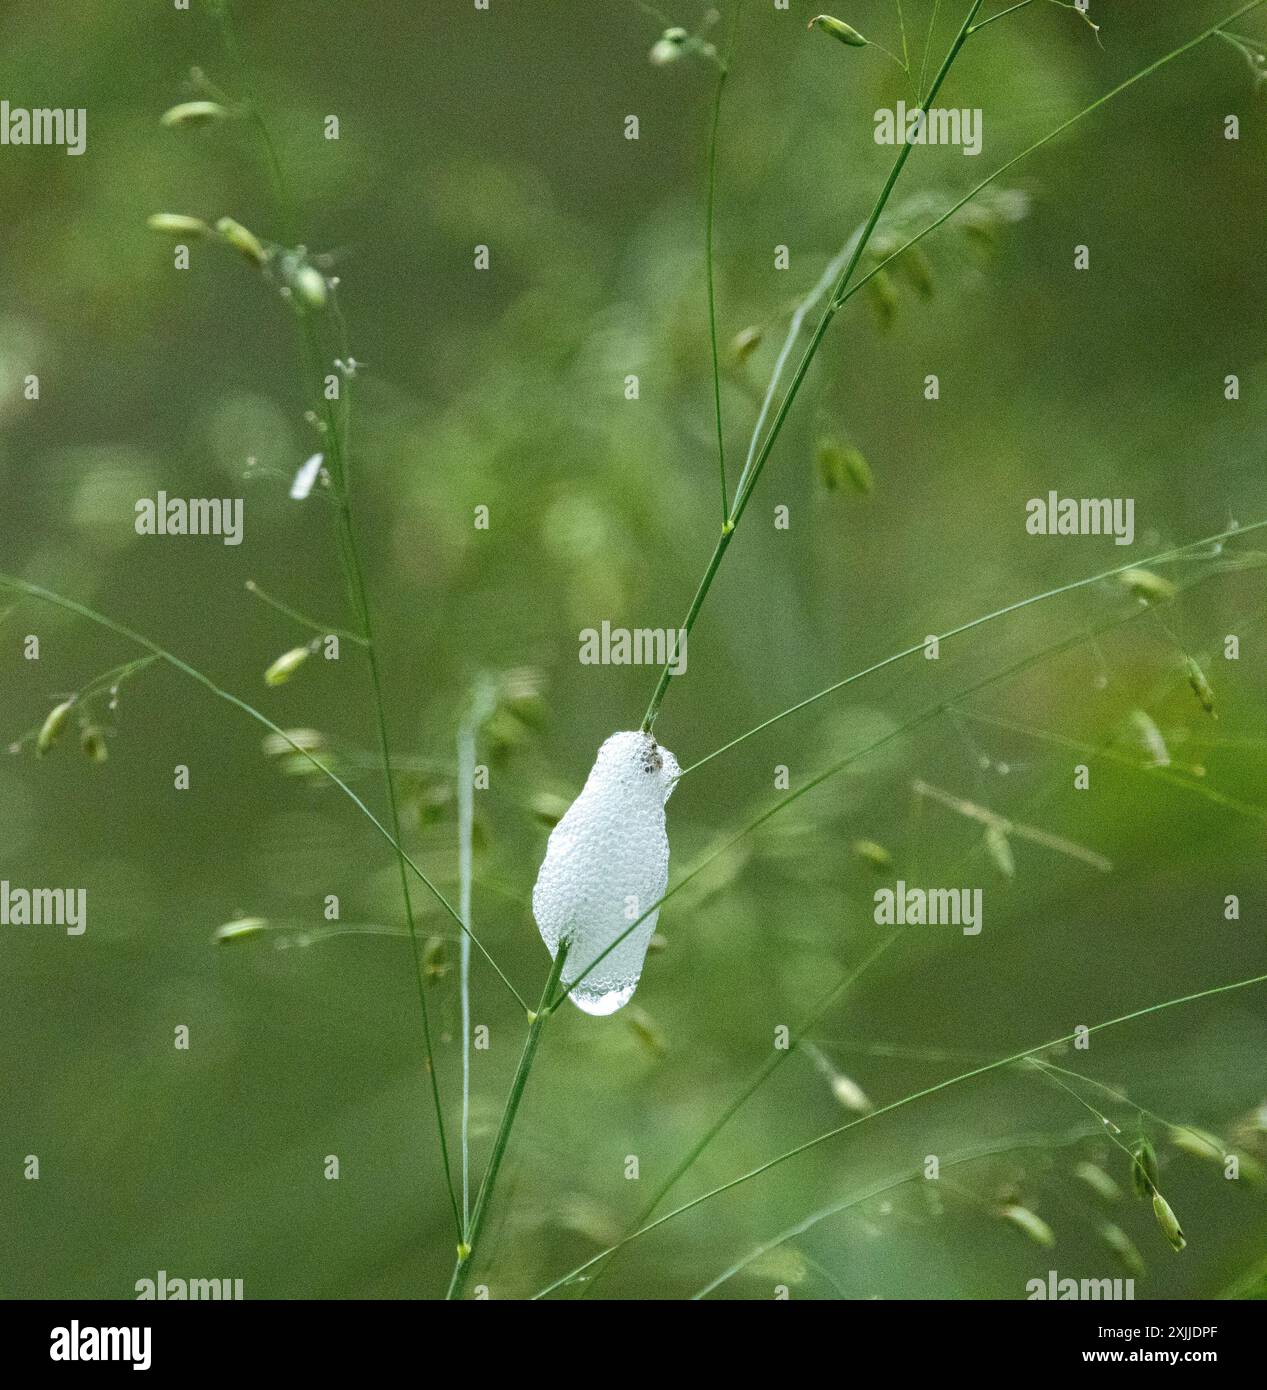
[1,0,1265,1298]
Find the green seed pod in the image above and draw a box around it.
[830,1071,872,1113]
[1075,1161,1122,1202]
[80,727,108,763]
[422,935,449,982]
[214,916,269,944]
[1129,710,1170,768]
[36,700,74,756]
[287,261,328,311]
[1100,1222,1145,1277]
[647,932,669,955]
[729,325,763,366]
[626,1006,667,1057]
[808,15,869,46]
[865,268,899,328]
[1183,657,1215,716]
[261,728,326,759]
[841,446,873,494]
[1131,1137,1160,1197]
[1000,1203,1055,1248]
[851,838,892,870]
[146,212,211,238]
[983,824,1015,880]
[264,646,311,687]
[896,243,935,300]
[215,216,267,267]
[1151,1190,1186,1252]
[160,100,229,128]
[1169,1126,1224,1164]
[1119,567,1177,605]
[649,27,690,66]
[816,437,872,493]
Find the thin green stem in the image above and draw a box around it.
[705,4,742,521]
[640,0,984,734]
[838,0,1267,316]
[918,0,942,101]
[570,577,1194,1011]
[679,517,1267,777]
[581,931,901,1295]
[0,575,528,1012]
[244,578,368,645]
[692,1128,1095,1300]
[969,0,1035,33]
[457,680,497,1240]
[448,944,569,1298]
[534,969,1267,1297]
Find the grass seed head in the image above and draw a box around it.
[1100,1222,1146,1277]
[1151,1190,1186,1252]
[36,699,75,756]
[1000,1203,1055,1247]
[264,646,311,687]
[808,15,869,47]
[215,216,268,267]
[146,212,212,238]
[80,726,108,763]
[160,100,229,128]
[1119,567,1177,605]
[1131,1137,1160,1197]
[1184,657,1215,715]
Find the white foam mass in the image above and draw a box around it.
[531,730,679,1015]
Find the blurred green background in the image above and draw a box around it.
[2,0,1266,1299]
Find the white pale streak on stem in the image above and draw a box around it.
[457,721,475,1238]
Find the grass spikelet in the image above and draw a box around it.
[215,216,268,267]
[1119,567,1177,605]
[851,838,892,869]
[1184,656,1216,716]
[264,646,311,687]
[1000,1203,1055,1248]
[1151,1189,1186,1252]
[213,916,269,944]
[728,325,762,366]
[80,726,108,763]
[160,100,229,128]
[1100,1222,1146,1277]
[807,15,869,47]
[816,437,872,494]
[1128,710,1170,768]
[1131,1137,1160,1197]
[982,824,1015,880]
[1074,1160,1122,1202]
[36,699,74,756]
[1169,1126,1224,1163]
[626,1005,667,1058]
[146,212,211,238]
